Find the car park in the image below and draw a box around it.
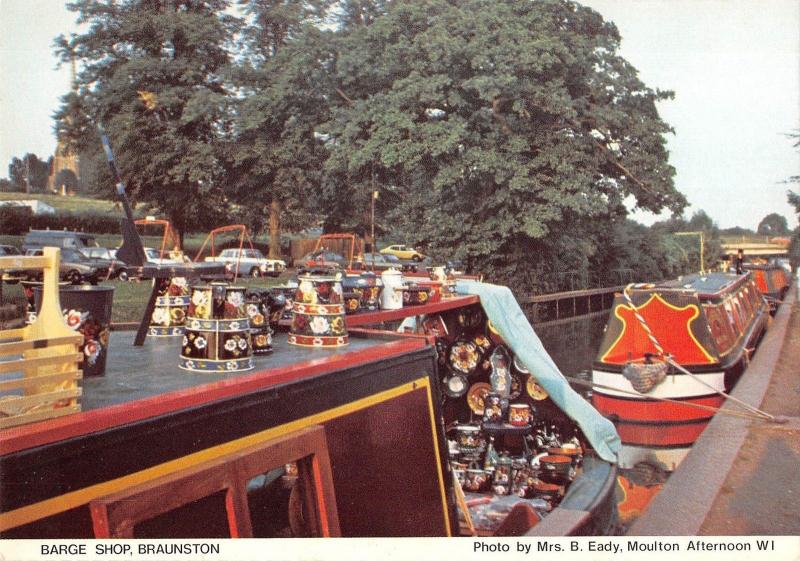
[81,247,129,280]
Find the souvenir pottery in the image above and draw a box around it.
[245,290,276,355]
[148,277,190,337]
[422,315,450,341]
[180,283,253,373]
[403,284,431,306]
[449,340,480,375]
[489,346,512,397]
[444,374,469,398]
[526,375,549,401]
[539,455,573,484]
[482,393,505,424]
[492,455,512,495]
[380,269,404,310]
[454,425,486,454]
[509,403,531,426]
[509,372,523,399]
[464,469,489,493]
[511,459,531,497]
[466,382,492,415]
[341,272,383,313]
[415,280,442,304]
[289,272,348,348]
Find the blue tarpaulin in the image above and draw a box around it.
[456,279,620,463]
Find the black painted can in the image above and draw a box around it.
[35,285,115,377]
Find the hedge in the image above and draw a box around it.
[0,207,123,235]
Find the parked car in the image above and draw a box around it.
[204,248,286,277]
[23,248,111,285]
[353,252,404,271]
[143,247,189,265]
[0,245,24,283]
[379,244,426,262]
[22,230,99,253]
[0,244,22,256]
[295,250,347,270]
[81,247,129,280]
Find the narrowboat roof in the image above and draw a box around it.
[639,272,747,298]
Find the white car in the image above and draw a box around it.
[205,248,286,277]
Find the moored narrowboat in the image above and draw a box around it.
[743,262,790,312]
[591,272,769,465]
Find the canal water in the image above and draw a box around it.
[532,310,675,532]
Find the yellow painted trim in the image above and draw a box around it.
[423,380,453,536]
[1,377,450,534]
[601,293,716,364]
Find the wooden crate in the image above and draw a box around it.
[0,248,83,429]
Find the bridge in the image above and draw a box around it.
[721,241,788,256]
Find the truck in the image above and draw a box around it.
[204,248,286,277]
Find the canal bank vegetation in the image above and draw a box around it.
[52,0,696,294]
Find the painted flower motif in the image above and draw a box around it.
[194,336,207,350]
[151,307,169,326]
[418,290,428,303]
[170,308,186,323]
[64,309,87,330]
[226,291,244,308]
[251,313,265,326]
[183,346,192,355]
[185,360,195,369]
[84,340,100,365]
[172,277,187,288]
[299,281,316,303]
[229,321,241,331]
[330,316,345,335]
[254,334,269,347]
[309,316,330,335]
[336,337,345,346]
[292,314,309,332]
[347,298,359,312]
[246,304,260,317]
[225,339,237,351]
[192,290,209,306]
[190,319,201,330]
[238,337,248,350]
[226,361,238,371]
[312,337,323,346]
[195,304,209,319]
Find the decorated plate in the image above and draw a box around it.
[526,375,549,401]
[466,382,492,415]
[444,374,469,398]
[449,341,480,374]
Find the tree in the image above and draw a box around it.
[320,0,685,288]
[7,153,51,193]
[756,213,789,237]
[226,0,333,258]
[54,0,239,243]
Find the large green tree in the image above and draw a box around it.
[7,154,51,193]
[54,0,239,243]
[226,0,332,258]
[320,0,685,288]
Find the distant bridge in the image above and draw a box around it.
[720,242,787,256]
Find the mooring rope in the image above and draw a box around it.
[620,284,781,423]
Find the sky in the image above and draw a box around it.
[0,0,798,231]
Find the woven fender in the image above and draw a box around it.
[621,361,668,393]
